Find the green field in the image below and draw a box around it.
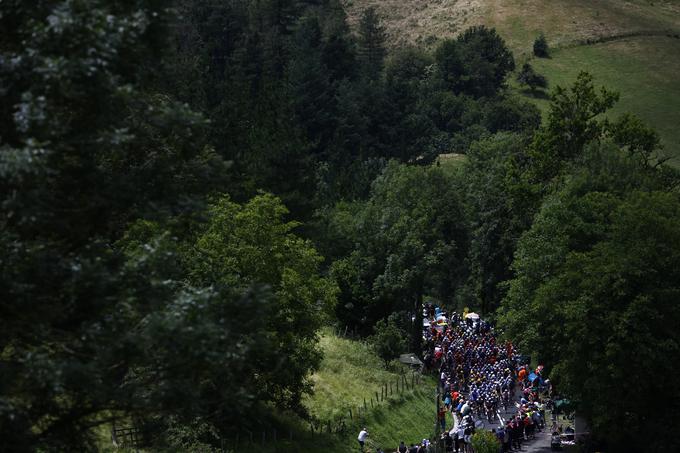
[344,0,680,161]
[521,35,680,165]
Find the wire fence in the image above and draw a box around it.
[221,325,428,451]
[216,369,427,451]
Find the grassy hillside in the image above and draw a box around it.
[301,330,440,452]
[343,0,680,157]
[525,35,680,165]
[253,330,441,453]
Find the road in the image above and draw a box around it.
[448,392,562,452]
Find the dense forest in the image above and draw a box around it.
[1,1,679,452]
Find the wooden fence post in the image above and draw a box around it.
[376,391,380,404]
[349,408,353,420]
[364,397,367,410]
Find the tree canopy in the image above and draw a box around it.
[329,161,469,337]
[3,0,680,450]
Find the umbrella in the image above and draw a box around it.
[465,312,480,320]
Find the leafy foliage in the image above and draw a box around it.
[499,163,680,450]
[4,0,679,449]
[370,314,409,367]
[0,1,333,449]
[329,162,469,335]
[471,429,501,453]
[187,194,338,409]
[435,26,515,98]
[526,72,619,184]
[460,133,536,314]
[357,7,387,79]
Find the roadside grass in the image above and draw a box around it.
[516,35,680,165]
[261,329,440,453]
[304,329,414,419]
[257,385,439,453]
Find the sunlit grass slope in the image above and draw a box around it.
[297,330,439,452]
[523,35,680,165]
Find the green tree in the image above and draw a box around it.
[287,15,335,151]
[525,72,619,185]
[471,429,501,453]
[330,162,469,339]
[456,26,515,97]
[357,7,387,79]
[435,26,515,97]
[370,313,409,367]
[434,38,465,92]
[382,47,438,162]
[533,33,549,57]
[0,1,236,448]
[499,146,680,451]
[461,133,536,314]
[188,194,338,409]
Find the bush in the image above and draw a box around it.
[370,313,408,367]
[471,429,501,453]
[533,33,549,57]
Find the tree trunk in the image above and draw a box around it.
[411,291,423,353]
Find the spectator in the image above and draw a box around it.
[455,425,466,452]
[358,427,368,451]
[438,406,447,431]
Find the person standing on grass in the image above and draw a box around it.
[358,427,369,451]
[439,405,447,431]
